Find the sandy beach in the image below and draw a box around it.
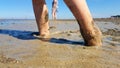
[0,19,120,68]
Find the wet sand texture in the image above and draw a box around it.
[0,19,120,68]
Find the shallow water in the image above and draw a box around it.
[96,21,120,32]
[0,19,33,26]
[0,19,120,45]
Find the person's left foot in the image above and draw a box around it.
[31,32,39,36]
[32,32,50,41]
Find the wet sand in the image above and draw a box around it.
[0,19,120,68]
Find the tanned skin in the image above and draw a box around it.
[32,0,102,46]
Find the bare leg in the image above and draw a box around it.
[64,0,102,46]
[52,8,57,20]
[32,0,49,38]
[52,0,58,20]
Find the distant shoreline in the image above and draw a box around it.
[0,18,120,22]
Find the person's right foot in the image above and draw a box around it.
[81,26,102,46]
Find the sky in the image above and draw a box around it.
[0,0,120,19]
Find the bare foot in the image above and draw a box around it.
[33,33,50,41]
[80,22,102,46]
